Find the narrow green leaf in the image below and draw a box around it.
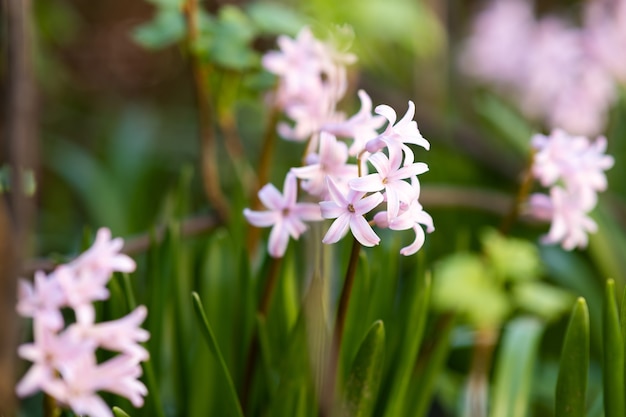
[410,314,455,417]
[603,279,625,417]
[384,272,431,417]
[490,317,544,417]
[555,297,589,417]
[191,292,245,417]
[340,320,386,417]
[112,407,131,417]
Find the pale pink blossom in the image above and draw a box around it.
[532,129,614,210]
[70,227,136,281]
[263,26,353,141]
[365,101,430,159]
[320,177,383,247]
[291,132,358,198]
[68,306,150,362]
[531,187,598,250]
[244,172,322,257]
[17,271,65,331]
[373,178,434,255]
[349,149,428,220]
[48,353,147,417]
[322,90,386,156]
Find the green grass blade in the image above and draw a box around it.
[603,279,625,417]
[384,272,431,417]
[191,292,245,417]
[339,320,386,417]
[555,297,589,417]
[490,317,544,417]
[112,406,131,417]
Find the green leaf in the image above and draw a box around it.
[480,228,542,282]
[191,292,245,417]
[556,298,589,417]
[512,282,575,321]
[384,272,431,417]
[490,317,544,417]
[432,253,509,328]
[112,407,131,417]
[246,2,308,36]
[340,320,386,417]
[133,9,186,50]
[603,279,625,417]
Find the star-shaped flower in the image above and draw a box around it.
[319,177,383,247]
[244,172,322,257]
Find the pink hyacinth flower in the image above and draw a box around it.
[365,101,430,160]
[244,172,322,257]
[320,177,383,247]
[291,132,358,198]
[349,148,428,221]
[17,271,66,331]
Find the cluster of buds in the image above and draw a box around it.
[527,129,614,250]
[16,228,149,417]
[244,27,434,257]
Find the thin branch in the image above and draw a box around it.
[183,0,230,222]
[1,0,37,412]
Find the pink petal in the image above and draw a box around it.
[349,215,380,247]
[244,209,279,227]
[282,173,298,207]
[322,213,351,244]
[349,174,384,193]
[293,203,322,221]
[320,201,345,219]
[353,192,384,215]
[368,152,391,176]
[258,184,284,210]
[399,225,426,256]
[326,177,349,206]
[268,223,290,258]
[374,104,397,125]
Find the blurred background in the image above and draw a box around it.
[3,0,626,415]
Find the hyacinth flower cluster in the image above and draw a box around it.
[244,27,434,258]
[527,129,614,250]
[16,228,149,417]
[460,0,626,136]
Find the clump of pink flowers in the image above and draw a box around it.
[527,129,614,250]
[245,27,434,258]
[460,0,625,136]
[16,228,149,417]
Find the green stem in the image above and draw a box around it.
[241,256,283,411]
[320,237,362,417]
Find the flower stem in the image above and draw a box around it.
[43,394,59,417]
[241,255,283,411]
[499,150,535,235]
[320,237,361,416]
[183,0,230,222]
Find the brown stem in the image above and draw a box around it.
[499,150,536,235]
[183,0,230,222]
[466,327,498,417]
[246,105,280,254]
[1,0,37,412]
[241,255,283,411]
[320,237,361,417]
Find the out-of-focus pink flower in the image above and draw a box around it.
[349,148,428,220]
[532,129,614,210]
[17,271,66,331]
[534,186,599,250]
[263,26,355,142]
[70,228,136,281]
[68,306,150,362]
[585,0,626,83]
[47,353,147,417]
[16,230,149,416]
[291,132,358,198]
[320,177,383,247]
[459,0,534,86]
[322,90,386,156]
[244,172,322,257]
